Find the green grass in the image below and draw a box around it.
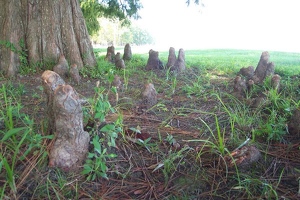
[178,49,300,76]
[94,47,300,77]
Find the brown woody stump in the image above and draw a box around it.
[252,51,274,84]
[53,55,69,79]
[142,83,157,108]
[271,74,281,91]
[105,46,115,63]
[145,49,164,70]
[115,52,121,62]
[288,108,300,136]
[105,52,113,63]
[48,84,89,171]
[123,43,132,61]
[238,66,254,79]
[233,75,247,98]
[69,64,81,85]
[115,52,125,69]
[173,48,186,72]
[166,47,176,69]
[225,145,261,169]
[42,70,89,171]
[113,75,122,89]
[234,51,277,99]
[42,70,66,134]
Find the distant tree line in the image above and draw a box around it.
[80,0,154,46]
[90,18,154,46]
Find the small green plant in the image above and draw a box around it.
[253,108,287,141]
[152,145,192,183]
[182,76,206,98]
[43,169,78,199]
[80,58,114,79]
[0,82,54,198]
[232,178,278,199]
[218,93,260,140]
[183,111,229,160]
[82,72,123,181]
[88,86,115,123]
[136,137,154,153]
[249,78,292,141]
[0,124,32,198]
[18,39,28,65]
[171,76,177,94]
[165,67,174,81]
[0,83,23,130]
[82,135,117,181]
[100,123,121,147]
[200,115,227,155]
[165,133,176,145]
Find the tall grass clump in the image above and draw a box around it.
[0,83,52,199]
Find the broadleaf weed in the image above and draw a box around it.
[82,135,117,181]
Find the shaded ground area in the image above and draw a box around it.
[1,59,300,199]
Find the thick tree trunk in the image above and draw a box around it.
[0,0,23,77]
[0,0,96,77]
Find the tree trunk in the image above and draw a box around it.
[0,0,96,77]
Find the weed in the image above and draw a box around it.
[165,133,176,145]
[136,137,155,153]
[81,73,123,181]
[153,145,193,183]
[171,76,177,94]
[88,86,115,123]
[82,135,117,181]
[220,93,258,138]
[0,83,23,130]
[253,108,288,141]
[100,123,121,147]
[232,178,278,199]
[197,114,227,155]
[182,75,207,98]
[0,125,32,198]
[80,58,114,79]
[40,59,57,71]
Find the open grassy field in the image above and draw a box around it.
[1,48,300,199]
[96,47,300,74]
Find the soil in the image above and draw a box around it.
[2,66,300,199]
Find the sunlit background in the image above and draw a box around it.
[134,0,300,52]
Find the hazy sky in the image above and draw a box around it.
[135,0,300,52]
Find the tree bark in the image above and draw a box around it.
[42,70,89,171]
[252,51,274,83]
[49,84,89,171]
[145,49,163,70]
[0,0,96,77]
[166,47,176,69]
[41,70,66,134]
